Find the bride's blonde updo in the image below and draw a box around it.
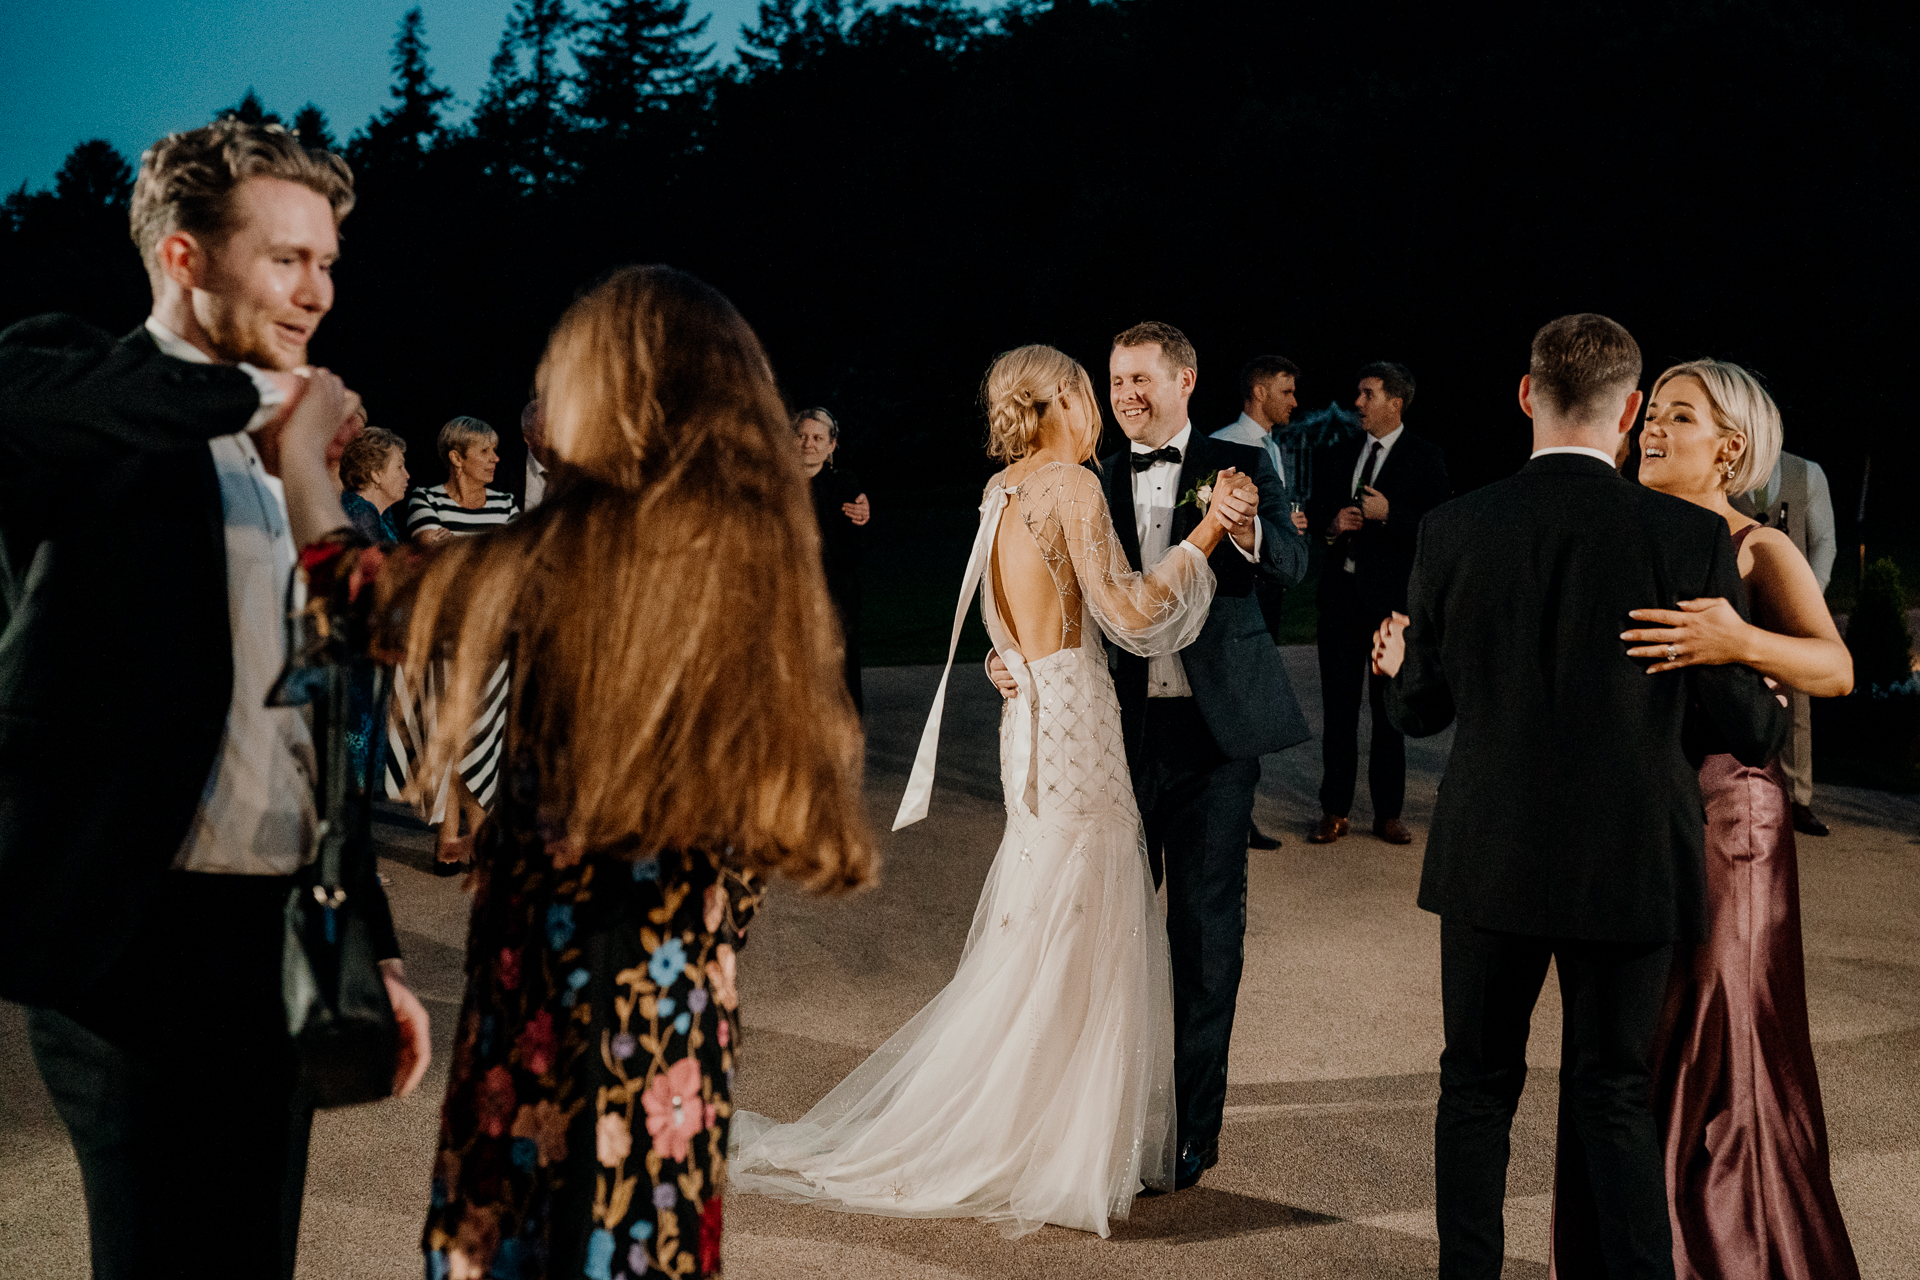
[984,344,1099,463]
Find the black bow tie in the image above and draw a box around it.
[1130,445,1182,472]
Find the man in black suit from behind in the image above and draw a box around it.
[0,119,428,1279]
[1306,361,1450,846]
[1374,314,1788,1279]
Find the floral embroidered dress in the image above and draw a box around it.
[289,535,761,1280]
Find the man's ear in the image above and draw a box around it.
[1179,365,1197,397]
[1617,388,1644,435]
[155,231,205,291]
[1517,374,1536,421]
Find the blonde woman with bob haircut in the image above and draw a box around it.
[1554,359,1859,1277]
[731,344,1259,1237]
[272,265,874,1280]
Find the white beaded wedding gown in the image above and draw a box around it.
[730,461,1216,1238]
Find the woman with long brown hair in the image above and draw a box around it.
[278,265,875,1279]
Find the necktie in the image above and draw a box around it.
[1355,441,1382,496]
[1131,445,1182,472]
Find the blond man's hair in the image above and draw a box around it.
[983,344,1099,464]
[1112,320,1198,379]
[1651,359,1783,496]
[129,118,354,279]
[387,265,876,893]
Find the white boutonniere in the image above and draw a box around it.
[1178,470,1221,513]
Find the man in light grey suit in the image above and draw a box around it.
[995,320,1311,1189]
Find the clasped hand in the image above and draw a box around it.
[251,367,364,481]
[1371,611,1410,677]
[1206,468,1259,546]
[1620,597,1747,673]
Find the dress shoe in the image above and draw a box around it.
[1374,817,1413,845]
[1791,803,1831,837]
[1174,1139,1218,1190]
[1247,823,1282,850]
[1309,814,1349,844]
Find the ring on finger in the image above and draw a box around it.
[1665,643,1678,661]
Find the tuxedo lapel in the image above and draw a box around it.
[1171,434,1211,543]
[1105,456,1143,571]
[123,327,228,557]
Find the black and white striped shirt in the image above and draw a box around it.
[405,484,521,538]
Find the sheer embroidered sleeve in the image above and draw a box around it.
[1022,463,1214,657]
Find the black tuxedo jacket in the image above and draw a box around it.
[1309,428,1451,618]
[1100,433,1311,764]
[0,315,393,1006]
[1386,454,1790,944]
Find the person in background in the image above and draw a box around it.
[322,265,872,1280]
[406,415,521,542]
[796,407,871,713]
[338,426,409,544]
[1306,361,1450,847]
[521,393,552,510]
[0,117,427,1280]
[1733,448,1839,835]
[399,416,521,870]
[1214,354,1313,850]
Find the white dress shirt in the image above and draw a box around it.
[1350,423,1406,496]
[1131,421,1261,698]
[145,318,317,876]
[1210,412,1286,487]
[525,454,548,510]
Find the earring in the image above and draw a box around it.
[1724,461,1736,479]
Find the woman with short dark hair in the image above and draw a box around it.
[338,425,408,544]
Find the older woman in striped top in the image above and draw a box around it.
[397,416,522,870]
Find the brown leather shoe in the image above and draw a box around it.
[1309,814,1350,844]
[1374,818,1413,845]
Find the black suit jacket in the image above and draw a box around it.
[1309,429,1451,618]
[1386,454,1790,943]
[0,315,393,1006]
[1101,433,1311,764]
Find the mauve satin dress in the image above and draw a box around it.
[1550,754,1860,1279]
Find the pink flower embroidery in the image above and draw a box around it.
[704,883,726,933]
[475,1066,516,1138]
[511,1100,570,1167]
[596,1111,632,1167]
[707,944,738,1011]
[497,947,521,991]
[516,1010,556,1076]
[642,1058,711,1161]
[717,1017,730,1048]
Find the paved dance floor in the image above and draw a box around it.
[2,652,1916,1277]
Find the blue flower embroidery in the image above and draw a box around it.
[648,937,687,987]
[629,1221,654,1241]
[633,858,660,882]
[511,1137,537,1172]
[687,987,709,1014]
[673,1012,692,1035]
[426,1250,450,1280]
[583,1227,615,1280]
[545,904,576,952]
[491,1237,527,1278]
[656,997,676,1019]
[561,967,591,1008]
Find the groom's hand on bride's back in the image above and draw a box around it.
[985,651,1020,700]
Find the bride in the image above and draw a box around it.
[730,344,1256,1237]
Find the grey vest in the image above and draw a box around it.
[1732,451,1810,558]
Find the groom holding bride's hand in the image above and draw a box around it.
[990,320,1310,1190]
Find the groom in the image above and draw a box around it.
[1375,313,1788,1277]
[998,320,1310,1188]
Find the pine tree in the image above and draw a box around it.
[52,140,134,212]
[291,103,338,153]
[737,0,866,77]
[352,7,454,168]
[574,0,712,136]
[472,0,579,190]
[217,88,282,126]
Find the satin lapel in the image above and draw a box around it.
[1105,455,1143,571]
[1172,434,1211,543]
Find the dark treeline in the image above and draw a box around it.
[3,0,1913,546]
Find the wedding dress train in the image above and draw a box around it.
[730,461,1215,1237]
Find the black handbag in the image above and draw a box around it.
[280,659,399,1108]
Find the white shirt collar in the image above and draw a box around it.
[1530,445,1618,467]
[1232,411,1268,436]
[1132,419,1194,461]
[145,315,209,363]
[1366,423,1406,452]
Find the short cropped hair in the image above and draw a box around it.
[796,407,839,441]
[1528,314,1641,424]
[1651,359,1783,496]
[1113,321,1198,378]
[437,416,497,468]
[129,118,354,278]
[1357,361,1416,413]
[1239,355,1301,406]
[339,427,406,492]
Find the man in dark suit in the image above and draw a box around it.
[1306,361,1451,845]
[1374,314,1788,1279]
[0,119,427,1280]
[991,320,1309,1189]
